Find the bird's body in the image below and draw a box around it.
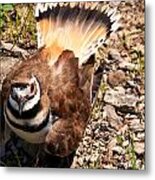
[1,2,120,157]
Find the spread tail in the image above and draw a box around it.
[35,2,120,66]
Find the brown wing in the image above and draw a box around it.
[45,50,91,156]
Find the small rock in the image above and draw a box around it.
[126,80,137,87]
[71,157,78,168]
[104,105,123,129]
[82,140,90,147]
[127,119,144,132]
[137,132,145,140]
[83,155,90,162]
[136,159,143,169]
[93,142,101,148]
[90,154,100,162]
[119,124,129,134]
[125,114,138,119]
[112,146,124,154]
[137,102,145,112]
[104,87,138,108]
[122,140,129,147]
[134,142,144,155]
[108,138,117,150]
[110,1,121,6]
[107,70,126,87]
[108,49,122,61]
[119,61,136,70]
[77,157,84,167]
[103,164,117,169]
[83,136,91,142]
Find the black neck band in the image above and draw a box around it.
[7,100,41,119]
[5,108,50,133]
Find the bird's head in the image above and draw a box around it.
[9,75,41,116]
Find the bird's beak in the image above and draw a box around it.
[18,100,25,116]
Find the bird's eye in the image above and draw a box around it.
[19,86,25,90]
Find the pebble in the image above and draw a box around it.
[112,146,124,154]
[107,70,126,87]
[134,142,144,155]
[104,105,123,129]
[122,140,129,147]
[127,119,144,132]
[77,157,84,167]
[104,87,138,108]
[119,61,136,70]
[127,80,137,87]
[108,138,117,149]
[137,132,145,140]
[108,49,123,61]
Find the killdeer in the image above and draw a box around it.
[1,2,120,157]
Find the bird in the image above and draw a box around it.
[0,2,120,157]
